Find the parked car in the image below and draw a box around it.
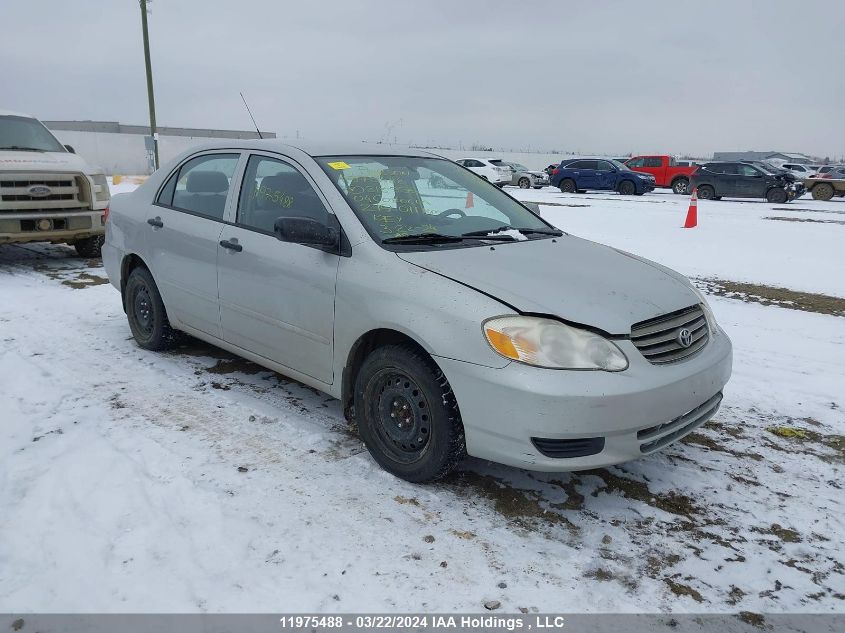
[491,160,549,189]
[805,168,845,200]
[551,158,656,195]
[455,158,511,186]
[814,165,844,178]
[625,155,698,194]
[103,140,732,482]
[0,109,110,256]
[780,163,818,179]
[690,162,802,203]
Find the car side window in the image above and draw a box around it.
[719,164,740,175]
[738,164,760,177]
[596,160,614,172]
[643,157,663,168]
[579,160,598,170]
[627,157,646,167]
[159,153,239,220]
[237,155,330,234]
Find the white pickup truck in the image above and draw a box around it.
[0,110,110,256]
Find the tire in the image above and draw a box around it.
[559,178,576,193]
[533,186,543,189]
[812,183,835,201]
[766,188,788,204]
[697,185,715,200]
[618,180,636,195]
[74,235,104,258]
[671,178,689,195]
[124,267,181,351]
[518,177,531,189]
[354,344,465,483]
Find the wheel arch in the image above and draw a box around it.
[670,175,689,187]
[119,253,151,310]
[341,328,435,422]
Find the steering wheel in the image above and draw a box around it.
[437,208,466,219]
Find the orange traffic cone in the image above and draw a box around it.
[683,188,698,228]
[465,191,474,209]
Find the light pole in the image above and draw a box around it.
[139,0,159,170]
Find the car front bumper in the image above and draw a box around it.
[0,209,105,244]
[434,328,732,471]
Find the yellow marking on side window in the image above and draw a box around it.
[327,161,351,170]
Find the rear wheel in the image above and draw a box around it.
[812,183,835,201]
[125,267,181,351]
[671,178,689,195]
[518,177,531,189]
[697,185,715,200]
[74,235,104,258]
[559,178,576,193]
[618,180,636,195]
[354,344,465,483]
[766,188,788,204]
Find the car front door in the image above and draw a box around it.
[736,164,767,197]
[146,152,241,338]
[595,160,617,190]
[216,153,339,384]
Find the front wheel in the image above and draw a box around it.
[518,177,531,189]
[354,345,465,483]
[125,267,181,350]
[671,178,689,195]
[618,180,636,195]
[697,185,716,200]
[74,235,104,258]
[766,188,788,204]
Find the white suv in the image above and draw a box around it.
[0,110,110,256]
[456,158,512,186]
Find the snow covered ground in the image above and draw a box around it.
[0,182,843,615]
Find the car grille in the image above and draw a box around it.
[630,304,709,364]
[0,173,88,211]
[638,392,723,453]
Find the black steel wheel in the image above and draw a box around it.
[766,188,788,204]
[125,267,180,350]
[559,178,576,193]
[355,344,465,482]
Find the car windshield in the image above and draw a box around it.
[316,156,555,246]
[0,115,66,152]
[609,159,632,171]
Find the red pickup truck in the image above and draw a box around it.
[624,155,698,194]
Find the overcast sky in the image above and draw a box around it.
[2,1,843,158]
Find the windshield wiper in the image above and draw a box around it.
[462,226,562,238]
[0,146,46,152]
[382,233,466,244]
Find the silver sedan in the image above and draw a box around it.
[103,141,732,482]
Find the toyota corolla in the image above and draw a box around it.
[103,141,732,482]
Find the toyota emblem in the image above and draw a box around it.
[677,327,693,348]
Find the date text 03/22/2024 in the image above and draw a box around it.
[278,615,567,630]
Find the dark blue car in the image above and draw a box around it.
[550,158,655,195]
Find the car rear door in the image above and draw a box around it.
[216,152,339,384]
[146,151,241,338]
[569,160,599,188]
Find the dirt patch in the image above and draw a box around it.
[696,278,845,317]
[664,578,704,602]
[393,495,421,507]
[60,272,110,289]
[763,426,845,465]
[444,471,579,532]
[752,523,802,543]
[585,469,702,517]
[764,216,845,225]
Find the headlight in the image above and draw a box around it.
[691,286,719,337]
[91,174,111,202]
[483,316,628,371]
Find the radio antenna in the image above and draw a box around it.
[240,92,263,139]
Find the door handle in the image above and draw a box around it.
[219,239,243,252]
[147,217,163,228]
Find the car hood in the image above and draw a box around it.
[0,150,98,174]
[397,235,699,335]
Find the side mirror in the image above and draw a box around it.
[64,144,76,154]
[274,217,338,250]
[523,201,541,216]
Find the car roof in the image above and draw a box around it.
[184,139,442,159]
[0,109,36,118]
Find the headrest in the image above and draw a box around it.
[186,170,229,193]
[348,177,382,206]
